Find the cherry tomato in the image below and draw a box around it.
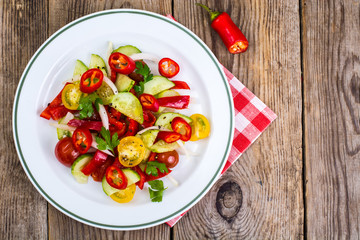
[190,114,211,141]
[61,83,81,110]
[91,157,115,182]
[72,127,92,154]
[110,184,136,203]
[80,68,104,93]
[54,137,80,167]
[139,93,159,112]
[158,58,180,78]
[118,136,146,167]
[105,166,128,189]
[108,52,135,74]
[156,150,179,168]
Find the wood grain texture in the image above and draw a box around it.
[302,0,360,238]
[47,0,172,238]
[0,0,48,239]
[173,0,303,239]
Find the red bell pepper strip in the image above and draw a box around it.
[157,95,190,109]
[110,70,117,83]
[124,117,139,136]
[48,105,69,120]
[197,3,248,54]
[134,166,146,190]
[109,117,126,137]
[171,80,190,90]
[112,159,125,169]
[91,156,115,182]
[139,93,159,112]
[157,131,181,143]
[67,119,103,131]
[40,84,69,120]
[171,117,192,141]
[142,110,157,128]
[81,150,108,175]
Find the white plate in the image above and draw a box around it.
[13,9,234,230]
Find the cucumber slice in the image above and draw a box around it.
[122,168,140,186]
[150,140,180,153]
[115,74,135,92]
[96,82,114,105]
[109,92,144,124]
[56,117,71,140]
[73,60,88,77]
[155,89,180,98]
[89,54,107,76]
[155,112,192,130]
[101,169,140,196]
[143,76,175,95]
[139,130,159,148]
[113,45,141,56]
[71,154,93,184]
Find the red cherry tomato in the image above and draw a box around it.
[72,127,92,154]
[158,58,180,78]
[139,93,159,112]
[105,166,128,189]
[91,157,115,182]
[108,52,136,74]
[54,137,81,167]
[156,150,179,168]
[80,68,104,93]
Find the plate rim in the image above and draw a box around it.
[12,8,235,230]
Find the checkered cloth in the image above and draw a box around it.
[165,15,277,227]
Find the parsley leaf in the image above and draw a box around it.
[148,180,167,202]
[95,127,120,154]
[134,62,153,94]
[78,93,102,119]
[145,161,169,177]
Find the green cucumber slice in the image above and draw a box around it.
[150,140,179,153]
[96,82,114,105]
[71,154,93,184]
[143,76,175,95]
[139,130,159,148]
[115,74,135,92]
[122,169,140,186]
[56,117,72,140]
[102,177,119,196]
[89,54,107,76]
[155,112,192,130]
[113,45,141,56]
[73,60,88,77]
[109,92,144,124]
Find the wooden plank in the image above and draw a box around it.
[302,0,360,238]
[47,0,172,238]
[0,0,48,239]
[173,0,303,238]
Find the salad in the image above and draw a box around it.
[40,43,211,203]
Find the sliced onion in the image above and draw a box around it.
[62,112,74,124]
[176,140,199,160]
[166,175,179,187]
[49,122,76,132]
[98,104,109,130]
[130,53,161,62]
[90,134,114,157]
[137,126,171,135]
[105,41,113,77]
[103,76,118,94]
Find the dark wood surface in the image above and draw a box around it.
[1,0,358,239]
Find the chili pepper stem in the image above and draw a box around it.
[196,3,221,21]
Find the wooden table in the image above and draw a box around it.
[1,0,359,239]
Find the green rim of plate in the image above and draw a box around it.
[12,9,234,230]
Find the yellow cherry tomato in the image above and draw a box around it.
[118,136,146,167]
[61,83,81,110]
[189,114,211,141]
[110,184,136,203]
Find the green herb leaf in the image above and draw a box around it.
[78,93,101,119]
[145,161,169,176]
[148,180,167,202]
[95,127,120,153]
[134,62,153,94]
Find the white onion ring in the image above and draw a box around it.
[103,76,118,94]
[130,53,161,62]
[49,122,76,132]
[137,126,171,135]
[98,104,109,130]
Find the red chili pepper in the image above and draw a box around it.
[133,166,146,190]
[157,131,181,143]
[81,150,108,175]
[158,58,180,78]
[108,52,136,74]
[91,156,115,182]
[124,117,139,136]
[67,119,103,131]
[105,166,128,190]
[72,127,92,154]
[80,68,104,93]
[139,93,159,112]
[142,110,157,128]
[197,3,248,54]
[171,80,190,90]
[171,117,192,141]
[157,95,190,109]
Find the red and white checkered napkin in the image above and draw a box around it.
[165,15,277,227]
